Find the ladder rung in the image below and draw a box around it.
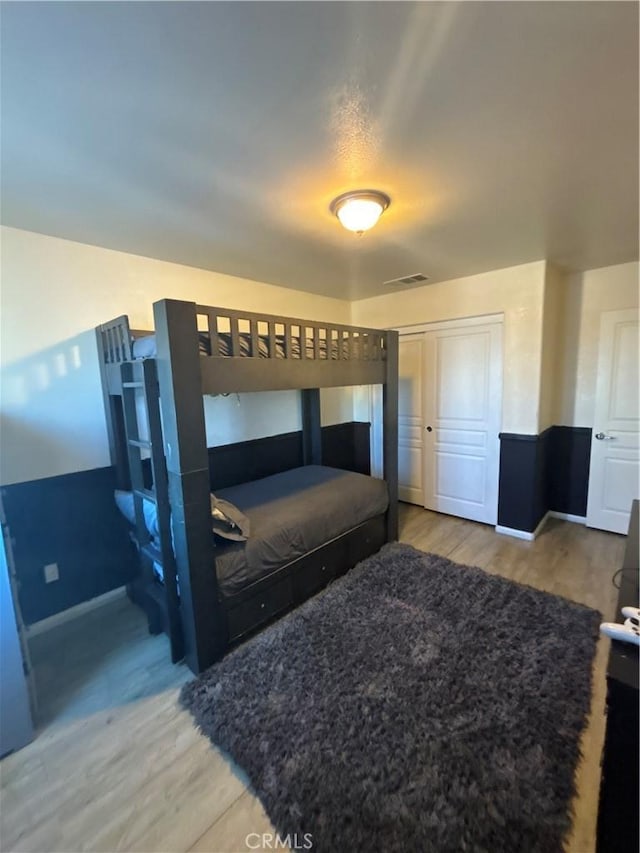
[122,381,143,389]
[134,488,157,503]
[141,542,162,564]
[128,439,151,449]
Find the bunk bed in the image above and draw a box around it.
[97,299,398,674]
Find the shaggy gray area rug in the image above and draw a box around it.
[181,543,600,853]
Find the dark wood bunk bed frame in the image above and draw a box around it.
[97,299,399,675]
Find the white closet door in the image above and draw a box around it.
[398,335,424,504]
[423,323,502,524]
[586,308,639,533]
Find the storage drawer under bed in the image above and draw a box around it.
[291,515,387,601]
[291,535,343,600]
[224,513,387,645]
[226,574,293,642]
[348,515,387,566]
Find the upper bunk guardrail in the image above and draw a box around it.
[194,304,387,363]
[98,303,388,371]
[99,315,133,365]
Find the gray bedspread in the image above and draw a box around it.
[214,466,388,597]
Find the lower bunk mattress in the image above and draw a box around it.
[214,465,389,597]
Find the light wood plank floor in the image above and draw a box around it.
[0,507,625,853]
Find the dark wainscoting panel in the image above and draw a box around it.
[4,422,371,624]
[498,426,593,533]
[1,467,137,625]
[498,432,548,533]
[533,428,552,529]
[547,426,592,517]
[323,422,371,476]
[208,431,303,490]
[208,421,370,490]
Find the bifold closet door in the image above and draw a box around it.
[422,323,502,524]
[398,334,425,504]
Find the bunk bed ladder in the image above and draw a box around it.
[120,360,183,663]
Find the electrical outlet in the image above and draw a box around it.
[44,563,59,583]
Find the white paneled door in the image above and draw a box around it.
[423,323,502,524]
[397,320,503,525]
[586,308,640,534]
[398,335,425,503]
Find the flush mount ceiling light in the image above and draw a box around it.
[330,190,391,235]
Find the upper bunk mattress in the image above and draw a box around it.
[214,466,388,597]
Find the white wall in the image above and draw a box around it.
[556,261,639,427]
[3,224,636,489]
[202,387,355,447]
[0,226,352,485]
[352,261,547,434]
[538,262,568,432]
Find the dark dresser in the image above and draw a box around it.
[596,500,639,853]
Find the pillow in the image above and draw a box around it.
[115,489,250,543]
[210,494,251,541]
[114,490,160,538]
[132,335,156,359]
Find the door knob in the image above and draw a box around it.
[595,432,616,440]
[425,426,433,432]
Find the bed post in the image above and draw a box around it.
[301,389,322,465]
[383,330,399,541]
[153,299,227,674]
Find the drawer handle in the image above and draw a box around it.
[260,603,265,609]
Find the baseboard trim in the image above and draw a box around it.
[495,525,536,541]
[548,511,587,524]
[26,587,127,637]
[495,512,550,541]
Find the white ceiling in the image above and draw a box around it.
[1,2,637,300]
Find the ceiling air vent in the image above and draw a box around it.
[383,273,429,286]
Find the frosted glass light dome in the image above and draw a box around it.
[330,190,390,234]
